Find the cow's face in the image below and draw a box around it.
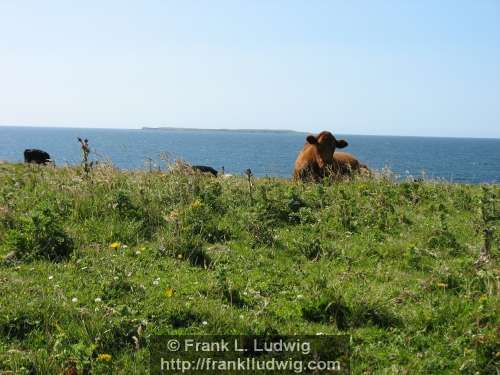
[306,131,348,162]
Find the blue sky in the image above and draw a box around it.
[1,1,499,137]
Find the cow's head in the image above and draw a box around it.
[306,131,348,163]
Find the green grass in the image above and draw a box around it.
[0,162,498,374]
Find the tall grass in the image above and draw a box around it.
[0,162,498,374]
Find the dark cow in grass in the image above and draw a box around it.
[192,165,218,177]
[293,131,348,181]
[24,149,52,165]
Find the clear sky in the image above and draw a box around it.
[1,1,499,137]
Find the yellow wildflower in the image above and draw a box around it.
[97,353,112,362]
[110,242,121,250]
[191,199,203,209]
[478,295,488,303]
[165,287,176,298]
[436,283,447,288]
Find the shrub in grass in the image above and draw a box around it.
[0,205,14,244]
[161,235,212,268]
[245,210,277,248]
[0,312,43,340]
[4,205,74,261]
[337,189,360,232]
[350,301,401,329]
[215,266,249,307]
[428,212,464,255]
[255,184,307,225]
[405,245,433,271]
[302,293,400,330]
[112,190,139,219]
[97,317,145,353]
[301,293,351,330]
[291,227,324,260]
[168,308,206,328]
[102,278,137,301]
[194,179,225,214]
[181,199,228,243]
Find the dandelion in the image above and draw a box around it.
[97,353,112,362]
[164,287,176,298]
[140,246,146,252]
[110,242,121,250]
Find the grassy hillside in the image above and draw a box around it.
[0,163,498,374]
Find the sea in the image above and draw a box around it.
[0,126,498,184]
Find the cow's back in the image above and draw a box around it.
[333,152,360,171]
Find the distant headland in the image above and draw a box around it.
[142,126,303,134]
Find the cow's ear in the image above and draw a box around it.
[336,139,348,148]
[306,135,318,144]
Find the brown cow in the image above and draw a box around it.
[294,131,368,181]
[293,131,348,181]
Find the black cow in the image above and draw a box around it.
[24,149,52,164]
[192,165,218,177]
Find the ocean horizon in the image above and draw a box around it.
[1,126,499,184]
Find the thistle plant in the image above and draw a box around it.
[78,137,91,175]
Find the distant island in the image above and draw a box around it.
[142,126,303,134]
